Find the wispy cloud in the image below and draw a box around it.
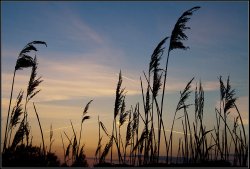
[44,123,81,133]
[1,56,140,104]
[202,81,219,91]
[115,73,138,84]
[42,5,106,48]
[2,63,222,110]
[69,14,104,44]
[154,127,190,136]
[46,122,190,136]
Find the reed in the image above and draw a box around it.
[22,56,43,145]
[78,100,92,155]
[213,76,248,166]
[3,41,46,152]
[59,100,92,166]
[162,7,200,163]
[48,124,54,153]
[118,99,128,163]
[110,70,126,164]
[4,6,249,167]
[94,116,102,163]
[33,102,46,156]
[7,90,24,148]
[96,120,111,164]
[167,77,194,163]
[149,37,169,163]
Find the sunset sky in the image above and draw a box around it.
[1,1,248,164]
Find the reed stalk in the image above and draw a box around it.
[33,102,46,156]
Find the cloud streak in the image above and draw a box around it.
[1,53,224,106]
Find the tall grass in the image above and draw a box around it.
[4,41,46,151]
[137,6,201,165]
[213,76,248,166]
[110,70,126,164]
[167,77,194,163]
[96,75,248,166]
[162,6,200,164]
[22,56,43,145]
[94,6,248,167]
[60,100,92,167]
[33,102,46,156]
[7,90,24,148]
[2,41,61,167]
[3,41,46,152]
[3,6,248,167]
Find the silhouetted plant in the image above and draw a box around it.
[60,100,92,167]
[71,146,88,167]
[48,124,55,154]
[131,103,140,165]
[17,55,43,146]
[3,41,46,152]
[137,6,200,165]
[118,100,128,163]
[95,119,111,164]
[46,152,61,167]
[110,70,126,164]
[213,76,248,166]
[60,133,67,165]
[167,77,194,163]
[124,109,132,163]
[4,6,248,167]
[161,7,200,163]
[7,90,24,148]
[150,37,169,162]
[94,6,202,166]
[33,102,46,156]
[95,134,103,163]
[78,100,92,154]
[24,56,43,125]
[3,144,60,167]
[100,136,114,163]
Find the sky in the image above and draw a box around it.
[1,1,249,165]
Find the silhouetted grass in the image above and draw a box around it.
[2,6,248,168]
[94,6,248,167]
[60,100,92,167]
[33,102,46,156]
[3,41,46,153]
[2,41,60,167]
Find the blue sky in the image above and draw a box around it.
[1,1,248,163]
